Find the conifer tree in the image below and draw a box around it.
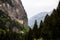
[41,1,60,40]
[38,20,43,38]
[33,20,38,39]
[27,28,33,40]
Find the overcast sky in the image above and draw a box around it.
[21,0,59,19]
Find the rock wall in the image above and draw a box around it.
[0,0,28,26]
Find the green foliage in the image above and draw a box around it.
[0,9,31,40]
[38,20,43,38]
[23,26,29,33]
[0,10,29,40]
[0,29,21,40]
[33,20,39,39]
[0,1,60,40]
[26,1,60,40]
[25,1,60,40]
[27,28,33,40]
[33,20,38,32]
[0,10,10,30]
[40,1,60,40]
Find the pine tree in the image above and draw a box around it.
[41,1,60,40]
[38,20,43,38]
[33,20,38,39]
[57,1,60,14]
[27,28,33,40]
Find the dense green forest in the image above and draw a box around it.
[0,1,60,40]
[28,1,60,40]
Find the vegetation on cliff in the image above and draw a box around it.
[0,0,60,40]
[0,10,29,40]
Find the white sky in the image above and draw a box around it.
[21,0,59,19]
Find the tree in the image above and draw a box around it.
[0,10,22,40]
[33,20,38,39]
[0,10,10,30]
[41,1,60,40]
[57,1,60,14]
[38,20,43,38]
[27,28,33,40]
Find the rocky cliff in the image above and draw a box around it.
[0,0,28,26]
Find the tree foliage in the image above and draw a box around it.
[40,1,60,40]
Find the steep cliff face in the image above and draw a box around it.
[0,0,28,26]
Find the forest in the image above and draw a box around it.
[0,1,60,40]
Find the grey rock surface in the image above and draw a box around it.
[0,0,28,26]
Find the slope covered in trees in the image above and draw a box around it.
[26,1,60,40]
[0,1,60,40]
[41,1,60,40]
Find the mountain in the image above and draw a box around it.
[0,0,28,26]
[28,12,51,28]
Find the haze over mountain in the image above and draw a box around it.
[21,0,59,19]
[28,12,51,28]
